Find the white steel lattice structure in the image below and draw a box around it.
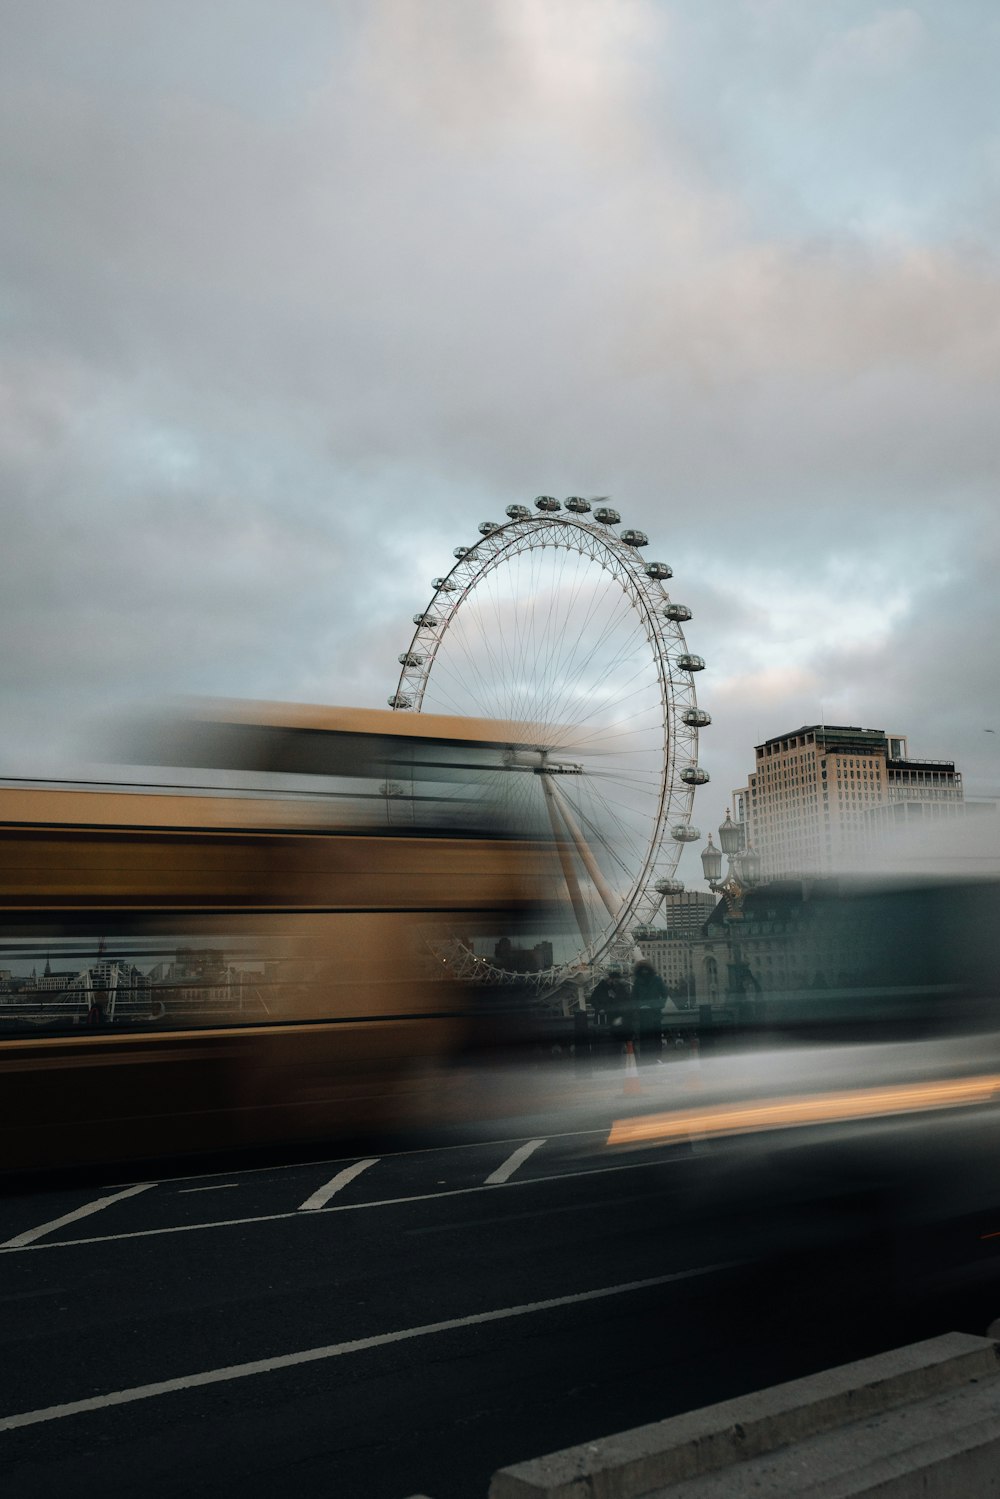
[390,500,710,987]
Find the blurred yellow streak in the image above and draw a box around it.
[607,1074,1000,1148]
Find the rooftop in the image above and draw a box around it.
[757,724,888,752]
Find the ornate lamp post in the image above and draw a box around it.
[741,843,761,887]
[700,835,722,889]
[701,810,761,1027]
[702,811,755,909]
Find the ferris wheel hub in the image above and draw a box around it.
[502,747,583,775]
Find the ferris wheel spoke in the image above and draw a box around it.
[578,786,659,853]
[531,559,631,700]
[542,594,620,729]
[417,648,492,720]
[486,559,527,719]
[534,549,600,724]
[550,650,655,743]
[448,573,513,718]
[514,543,557,726]
[566,697,667,748]
[564,767,649,858]
[557,647,661,737]
[496,551,529,724]
[541,597,649,725]
[525,546,586,736]
[569,791,638,879]
[574,772,656,873]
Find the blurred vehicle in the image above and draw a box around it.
[605,1026,1000,1315]
[0,703,565,1175]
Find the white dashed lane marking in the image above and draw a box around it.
[485,1139,545,1185]
[0,1154,692,1254]
[0,1184,157,1249]
[298,1158,379,1212]
[178,1184,241,1195]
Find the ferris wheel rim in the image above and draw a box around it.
[391,511,705,988]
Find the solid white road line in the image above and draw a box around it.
[298,1158,379,1212]
[485,1138,545,1185]
[0,1153,690,1254]
[178,1184,240,1195]
[0,1265,722,1434]
[0,1184,156,1250]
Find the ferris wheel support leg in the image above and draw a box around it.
[548,778,623,926]
[542,775,593,949]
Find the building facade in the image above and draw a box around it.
[689,881,883,1006]
[735,724,964,881]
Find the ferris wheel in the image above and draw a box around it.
[389,498,710,986]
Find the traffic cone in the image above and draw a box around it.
[623,1039,642,1096]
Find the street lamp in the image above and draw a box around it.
[718,808,744,859]
[702,811,750,895]
[700,810,761,1029]
[700,835,722,888]
[741,844,761,886]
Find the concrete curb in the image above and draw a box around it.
[487,1332,1000,1498]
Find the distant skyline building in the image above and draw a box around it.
[639,891,718,939]
[633,891,718,1000]
[734,724,965,881]
[492,937,554,974]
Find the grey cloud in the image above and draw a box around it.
[0,0,997,824]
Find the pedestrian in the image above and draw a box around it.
[590,973,627,1064]
[589,973,617,1025]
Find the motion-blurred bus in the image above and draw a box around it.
[0,704,564,1175]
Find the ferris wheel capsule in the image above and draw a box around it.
[506,504,531,521]
[454,546,471,559]
[432,577,458,591]
[535,496,561,512]
[413,612,440,627]
[564,497,591,513]
[645,561,673,580]
[677,653,705,672]
[593,506,621,525]
[680,765,710,785]
[664,603,692,622]
[388,693,413,709]
[621,529,648,547]
[683,707,711,727]
[654,877,685,896]
[478,521,501,536]
[672,824,701,842]
[398,652,424,667]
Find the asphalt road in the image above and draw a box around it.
[2,1059,998,1499]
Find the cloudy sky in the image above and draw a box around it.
[3,0,999,882]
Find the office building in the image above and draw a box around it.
[735,724,964,881]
